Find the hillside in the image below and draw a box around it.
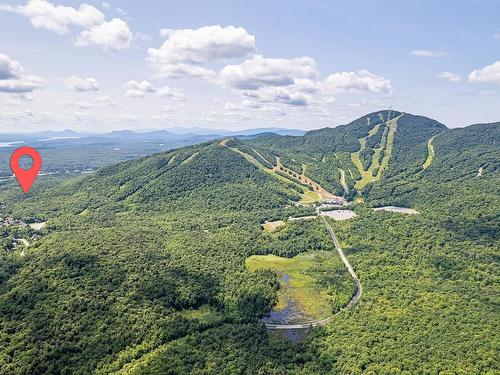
[248,110,447,196]
[0,112,498,374]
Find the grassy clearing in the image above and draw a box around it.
[246,251,355,320]
[422,135,436,170]
[300,190,322,203]
[179,305,222,325]
[262,220,286,232]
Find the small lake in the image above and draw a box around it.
[261,273,311,325]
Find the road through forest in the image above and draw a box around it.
[265,216,362,330]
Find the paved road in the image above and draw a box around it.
[265,216,362,330]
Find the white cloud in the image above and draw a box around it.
[1,1,132,50]
[0,53,44,93]
[95,96,117,106]
[63,95,117,109]
[244,86,313,106]
[123,80,155,97]
[156,86,185,100]
[147,25,256,78]
[468,61,500,85]
[14,93,34,101]
[220,55,318,90]
[75,18,132,50]
[123,80,184,100]
[101,2,110,10]
[411,50,447,57]
[0,76,44,93]
[0,53,23,79]
[324,70,391,93]
[60,76,99,91]
[224,100,261,110]
[0,0,104,34]
[74,101,95,109]
[115,7,126,16]
[437,71,462,83]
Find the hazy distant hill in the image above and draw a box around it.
[0,127,305,178]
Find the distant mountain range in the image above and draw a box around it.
[0,127,306,143]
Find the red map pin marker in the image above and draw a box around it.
[10,146,42,193]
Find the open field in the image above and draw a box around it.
[246,251,355,322]
[262,220,286,232]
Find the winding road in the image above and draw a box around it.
[265,216,362,330]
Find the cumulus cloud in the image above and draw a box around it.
[0,109,35,121]
[220,55,318,90]
[62,96,117,109]
[123,80,155,97]
[156,86,185,100]
[411,50,447,57]
[0,53,23,79]
[468,61,500,85]
[323,70,392,94]
[70,101,95,109]
[147,25,256,78]
[123,80,184,100]
[75,18,132,50]
[224,100,261,110]
[0,0,104,34]
[437,72,462,83]
[0,0,132,50]
[101,2,110,10]
[0,53,44,93]
[220,56,389,107]
[60,76,99,91]
[243,86,314,106]
[95,95,117,106]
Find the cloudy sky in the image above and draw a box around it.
[0,0,499,132]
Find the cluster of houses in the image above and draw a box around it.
[0,217,28,228]
[1,217,46,253]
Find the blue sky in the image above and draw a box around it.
[0,0,499,132]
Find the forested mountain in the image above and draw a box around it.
[0,111,498,374]
[247,110,447,196]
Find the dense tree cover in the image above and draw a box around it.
[0,141,332,374]
[300,207,499,373]
[250,220,334,258]
[0,115,498,374]
[385,114,446,177]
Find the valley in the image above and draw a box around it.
[0,110,498,374]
